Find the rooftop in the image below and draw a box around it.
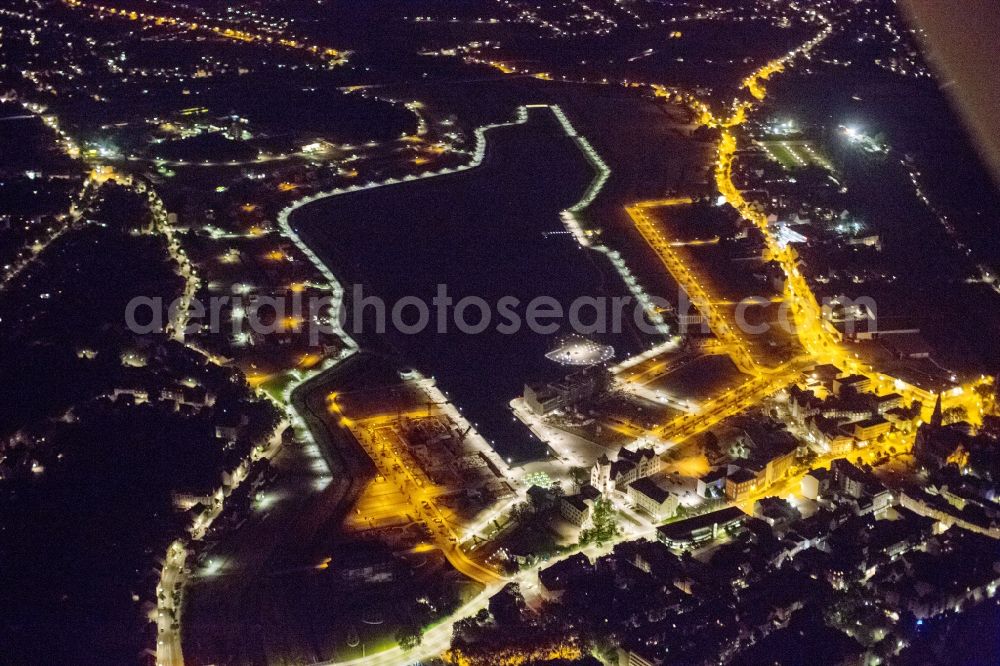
[629,477,671,504]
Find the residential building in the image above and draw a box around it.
[800,468,831,500]
[538,553,592,598]
[809,415,854,455]
[833,374,870,396]
[560,493,593,526]
[831,458,871,500]
[754,496,801,530]
[592,446,661,494]
[726,468,758,501]
[789,385,822,420]
[628,478,679,522]
[697,467,728,498]
[807,363,843,390]
[868,392,903,415]
[852,417,891,443]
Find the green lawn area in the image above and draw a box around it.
[764,141,805,169]
[760,140,833,171]
[260,372,296,402]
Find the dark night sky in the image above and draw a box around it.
[903,0,1000,188]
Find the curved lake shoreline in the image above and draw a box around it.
[287,106,661,459]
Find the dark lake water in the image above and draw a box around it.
[291,108,656,459]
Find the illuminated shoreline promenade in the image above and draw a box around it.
[279,104,669,340]
[272,102,665,449]
[243,106,669,665]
